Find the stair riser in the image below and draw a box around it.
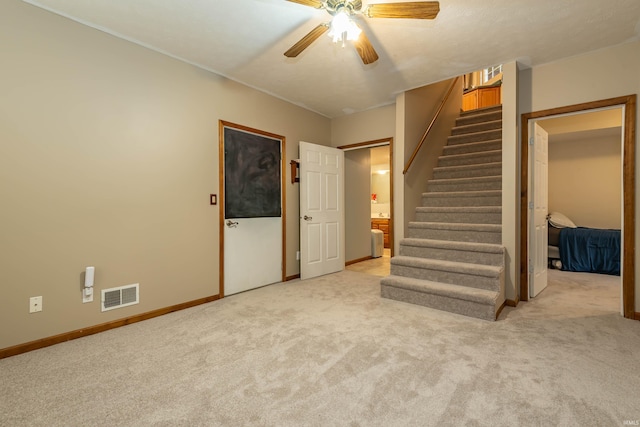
[433,166,502,180]
[438,153,502,167]
[428,180,501,192]
[381,285,496,321]
[414,211,502,224]
[399,245,504,266]
[407,227,502,244]
[456,111,502,126]
[443,140,502,155]
[389,264,501,292]
[448,130,502,145]
[422,195,502,207]
[451,120,502,136]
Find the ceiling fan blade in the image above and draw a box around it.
[286,0,324,8]
[353,32,379,65]
[284,24,329,58]
[364,1,440,19]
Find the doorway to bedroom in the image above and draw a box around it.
[539,110,622,315]
[520,95,636,319]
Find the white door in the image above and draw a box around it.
[221,124,283,296]
[299,141,345,280]
[224,217,281,295]
[529,122,549,297]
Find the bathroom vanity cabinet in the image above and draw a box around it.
[371,218,390,248]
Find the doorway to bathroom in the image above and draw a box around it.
[339,137,393,272]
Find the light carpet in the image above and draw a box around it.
[1,269,639,426]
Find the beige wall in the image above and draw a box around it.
[401,79,463,237]
[518,40,640,308]
[344,150,371,262]
[331,105,395,147]
[371,173,391,204]
[0,1,330,349]
[501,61,519,302]
[548,132,622,229]
[331,105,395,259]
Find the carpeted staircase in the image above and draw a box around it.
[381,105,505,321]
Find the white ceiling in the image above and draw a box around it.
[23,0,640,118]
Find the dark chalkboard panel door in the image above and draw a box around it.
[220,122,285,296]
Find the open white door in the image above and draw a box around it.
[299,141,344,280]
[529,122,549,297]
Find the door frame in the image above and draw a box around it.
[519,95,636,319]
[338,137,395,258]
[218,120,287,297]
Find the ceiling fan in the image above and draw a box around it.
[284,1,440,64]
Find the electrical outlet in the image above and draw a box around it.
[29,296,42,313]
[83,287,94,304]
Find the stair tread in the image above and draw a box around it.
[400,238,504,253]
[408,221,501,231]
[434,161,501,171]
[392,254,502,274]
[416,206,502,212]
[381,275,499,304]
[453,119,502,131]
[456,112,502,124]
[423,189,502,197]
[429,175,501,184]
[443,138,502,150]
[440,149,502,160]
[460,105,502,116]
[448,129,502,139]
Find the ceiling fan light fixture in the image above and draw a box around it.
[327,11,361,44]
[285,0,439,64]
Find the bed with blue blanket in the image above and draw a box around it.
[547,212,621,276]
[557,227,621,275]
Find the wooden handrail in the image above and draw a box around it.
[403,76,460,175]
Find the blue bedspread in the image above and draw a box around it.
[559,227,621,275]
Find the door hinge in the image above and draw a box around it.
[529,201,534,209]
[529,137,534,146]
[528,263,534,273]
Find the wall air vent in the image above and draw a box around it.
[101,283,139,312]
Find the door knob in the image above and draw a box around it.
[303,215,312,221]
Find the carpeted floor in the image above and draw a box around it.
[345,249,391,277]
[1,268,638,426]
